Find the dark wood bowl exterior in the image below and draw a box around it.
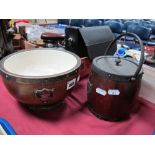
[2,69,80,106]
[0,49,81,107]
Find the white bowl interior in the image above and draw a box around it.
[4,49,78,76]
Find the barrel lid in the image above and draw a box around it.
[92,56,143,81]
